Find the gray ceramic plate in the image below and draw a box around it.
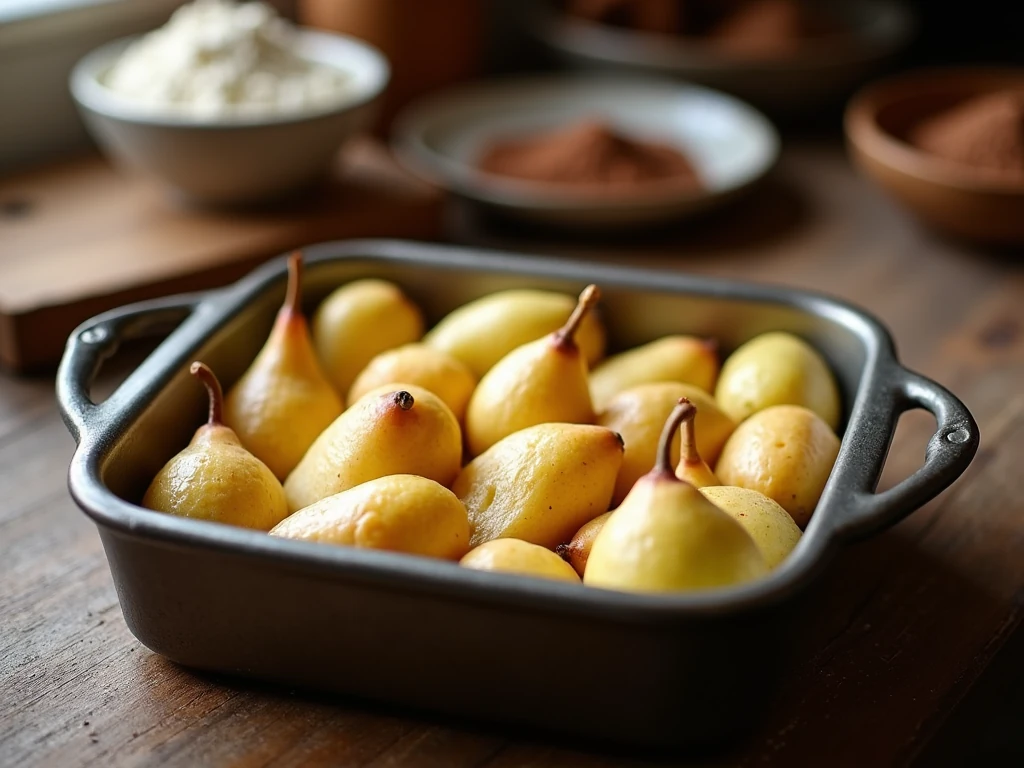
[391,75,779,228]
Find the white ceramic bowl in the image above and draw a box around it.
[392,75,779,228]
[70,31,389,206]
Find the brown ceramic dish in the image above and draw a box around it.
[845,68,1024,246]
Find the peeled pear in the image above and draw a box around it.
[598,382,735,506]
[347,343,477,423]
[313,279,425,395]
[556,511,610,578]
[271,475,470,560]
[715,404,840,528]
[143,362,288,531]
[424,288,606,378]
[461,539,581,583]
[715,331,841,430]
[464,285,600,457]
[590,336,720,410]
[585,399,767,593]
[284,384,462,512]
[700,486,801,569]
[453,422,624,549]
[223,253,343,480]
[674,399,719,489]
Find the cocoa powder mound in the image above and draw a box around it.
[910,91,1024,180]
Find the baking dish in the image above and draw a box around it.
[57,239,977,750]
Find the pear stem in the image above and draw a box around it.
[679,401,703,465]
[554,284,600,349]
[190,362,224,426]
[284,251,303,316]
[655,398,696,476]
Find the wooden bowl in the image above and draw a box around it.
[845,68,1024,246]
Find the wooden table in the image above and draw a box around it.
[2,143,1023,767]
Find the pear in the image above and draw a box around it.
[464,285,600,457]
[271,475,470,560]
[598,382,735,505]
[556,511,611,578]
[424,288,606,378]
[590,336,720,410]
[461,539,581,583]
[715,404,839,528]
[347,344,477,423]
[313,279,425,395]
[452,422,624,549]
[715,332,841,430]
[223,252,343,480]
[284,384,462,512]
[699,486,802,569]
[674,398,719,489]
[143,362,288,531]
[584,399,768,593]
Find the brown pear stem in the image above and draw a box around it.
[679,401,702,466]
[284,251,303,316]
[655,398,696,476]
[190,362,224,426]
[394,391,415,410]
[554,284,600,349]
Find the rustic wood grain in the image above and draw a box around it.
[1,143,1023,767]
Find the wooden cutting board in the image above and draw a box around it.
[0,137,444,373]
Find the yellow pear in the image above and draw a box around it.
[674,398,719,489]
[223,252,343,480]
[598,382,735,505]
[271,475,470,560]
[715,332,841,429]
[313,279,424,394]
[589,336,720,410]
[284,384,462,512]
[453,423,624,549]
[461,539,581,582]
[464,285,600,457]
[700,486,801,569]
[143,362,288,531]
[585,399,768,593]
[347,343,477,423]
[556,511,611,578]
[424,288,606,378]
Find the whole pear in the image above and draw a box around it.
[143,362,288,531]
[590,336,720,410]
[700,486,802,569]
[284,384,462,512]
[461,539,581,582]
[556,511,611,578]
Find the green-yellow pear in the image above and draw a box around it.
[424,288,606,378]
[590,336,720,410]
[585,399,768,593]
[715,404,839,528]
[464,285,600,457]
[674,399,720,489]
[715,332,841,430]
[224,252,343,480]
[452,422,624,549]
[313,279,424,395]
[699,486,801,569]
[461,539,581,582]
[143,362,288,531]
[271,475,470,560]
[556,511,611,578]
[284,384,462,512]
[347,343,477,423]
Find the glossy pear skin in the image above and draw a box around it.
[284,384,462,512]
[313,279,425,395]
[348,343,477,423]
[715,332,841,430]
[461,539,581,582]
[452,423,623,549]
[423,289,606,378]
[700,486,801,569]
[715,405,840,528]
[590,336,719,410]
[271,475,470,560]
[557,511,611,578]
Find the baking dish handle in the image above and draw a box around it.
[832,368,978,541]
[57,294,205,444]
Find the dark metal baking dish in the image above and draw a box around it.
[57,239,977,751]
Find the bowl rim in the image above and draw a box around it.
[844,66,1024,196]
[69,28,391,130]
